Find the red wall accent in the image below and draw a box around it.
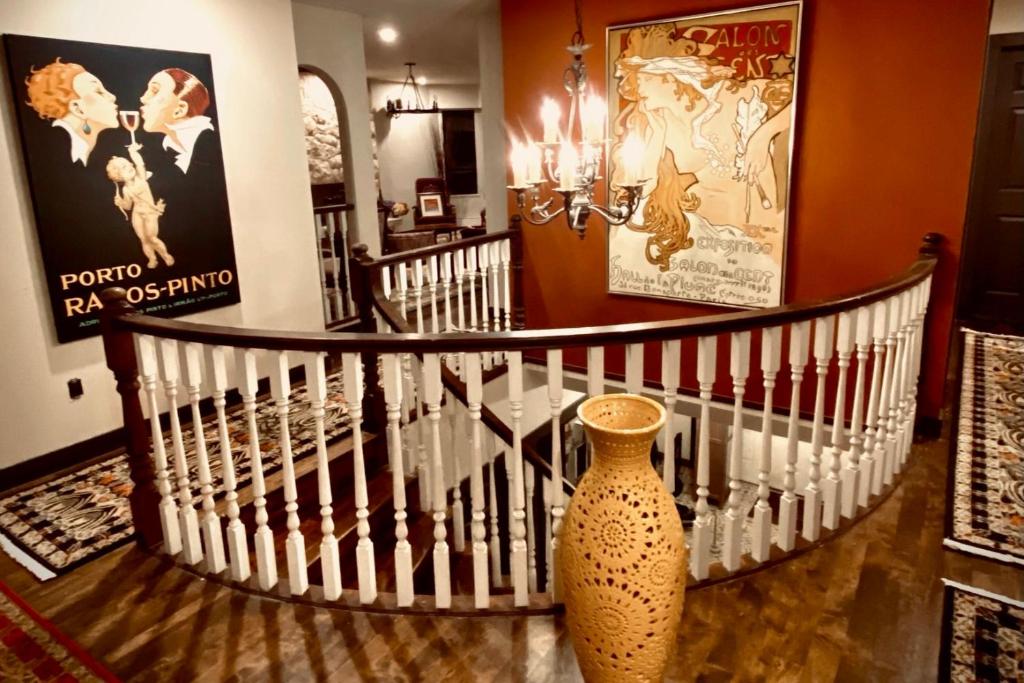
[502,0,989,418]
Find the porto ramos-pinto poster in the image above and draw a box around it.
[606,2,802,308]
[3,34,240,343]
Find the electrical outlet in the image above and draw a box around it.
[68,378,83,399]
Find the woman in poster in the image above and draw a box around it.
[24,58,119,167]
[610,24,793,274]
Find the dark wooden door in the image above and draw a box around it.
[958,33,1024,328]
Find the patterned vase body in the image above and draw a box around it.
[558,394,686,683]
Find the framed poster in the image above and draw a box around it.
[418,193,444,217]
[606,2,802,308]
[3,34,240,343]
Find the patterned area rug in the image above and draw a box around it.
[0,372,350,577]
[945,329,1024,564]
[0,579,119,681]
[940,580,1024,682]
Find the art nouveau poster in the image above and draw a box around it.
[606,2,801,307]
[3,34,240,342]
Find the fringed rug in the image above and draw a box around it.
[945,329,1024,565]
[0,579,119,681]
[940,580,1024,682]
[0,373,350,578]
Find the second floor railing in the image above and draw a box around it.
[98,226,941,614]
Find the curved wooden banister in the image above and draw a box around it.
[363,229,513,269]
[106,233,942,353]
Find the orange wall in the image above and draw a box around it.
[501,0,990,418]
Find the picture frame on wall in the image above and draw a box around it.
[418,192,445,217]
[2,33,240,342]
[605,1,803,309]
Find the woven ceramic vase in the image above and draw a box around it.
[558,394,686,683]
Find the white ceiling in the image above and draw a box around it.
[296,0,486,84]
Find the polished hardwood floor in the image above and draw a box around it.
[2,433,1022,681]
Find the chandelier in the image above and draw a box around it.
[386,62,438,118]
[507,0,645,238]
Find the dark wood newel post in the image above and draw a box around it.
[349,244,386,432]
[509,215,527,330]
[99,287,162,549]
[919,232,944,257]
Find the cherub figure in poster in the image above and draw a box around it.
[24,58,119,167]
[610,23,794,272]
[106,143,174,268]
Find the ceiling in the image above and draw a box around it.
[297,0,486,84]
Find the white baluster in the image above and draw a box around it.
[347,353,379,603]
[478,246,493,370]
[236,349,276,590]
[382,354,414,607]
[753,326,781,562]
[843,307,873,518]
[802,316,834,542]
[455,249,467,332]
[412,259,425,334]
[501,239,512,331]
[306,352,342,601]
[135,335,181,555]
[586,346,604,474]
[326,211,343,319]
[525,461,538,593]
[661,340,681,495]
[413,358,431,511]
[723,331,750,572]
[441,253,453,332]
[489,242,501,330]
[546,349,565,603]
[381,265,392,301]
[449,391,466,552]
[625,343,643,394]
[269,352,308,595]
[182,342,226,573]
[466,353,490,608]
[691,335,716,580]
[314,214,331,322]
[823,311,854,530]
[779,321,809,551]
[207,345,248,580]
[488,432,502,588]
[892,292,912,473]
[879,297,900,486]
[508,351,529,606]
[428,256,440,334]
[902,282,927,460]
[337,209,354,316]
[467,247,479,332]
[158,339,203,564]
[864,300,890,500]
[421,354,451,609]
[396,261,409,321]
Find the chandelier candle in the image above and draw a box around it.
[506,0,646,235]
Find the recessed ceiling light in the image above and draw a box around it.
[416,76,427,85]
[377,26,398,44]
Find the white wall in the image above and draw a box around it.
[477,0,508,232]
[369,81,486,232]
[991,0,1024,33]
[0,0,322,468]
[292,2,380,255]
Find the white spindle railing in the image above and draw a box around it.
[104,237,937,614]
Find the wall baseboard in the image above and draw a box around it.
[0,430,123,494]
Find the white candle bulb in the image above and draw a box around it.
[541,97,561,144]
[621,132,644,186]
[527,143,542,184]
[558,143,578,190]
[582,94,605,144]
[510,141,528,187]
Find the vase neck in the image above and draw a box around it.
[582,423,659,469]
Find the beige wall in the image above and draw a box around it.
[991,0,1024,33]
[0,0,322,468]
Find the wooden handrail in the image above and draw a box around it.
[105,233,942,354]
[365,229,513,269]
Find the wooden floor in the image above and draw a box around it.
[2,433,1022,682]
